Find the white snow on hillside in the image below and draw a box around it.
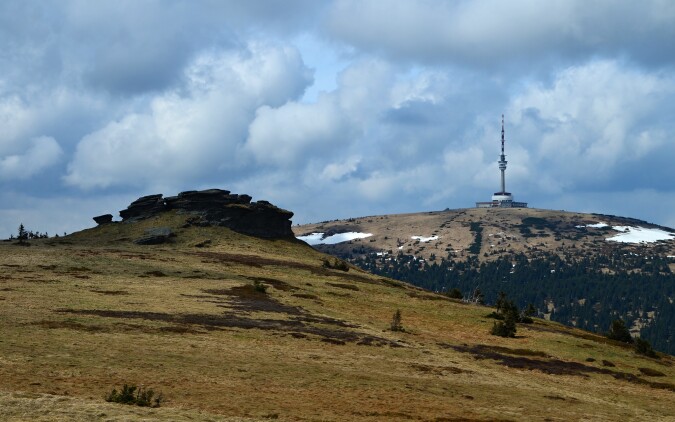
[576,222,674,244]
[576,222,609,228]
[296,233,324,244]
[297,232,373,245]
[411,235,439,242]
[606,226,675,244]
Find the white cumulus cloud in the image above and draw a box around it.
[65,43,313,189]
[508,60,674,189]
[246,96,348,166]
[0,136,63,180]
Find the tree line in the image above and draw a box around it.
[348,250,675,354]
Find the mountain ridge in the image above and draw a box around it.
[294,207,675,354]
[294,207,675,266]
[1,203,674,420]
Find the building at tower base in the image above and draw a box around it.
[475,197,528,208]
[475,115,528,209]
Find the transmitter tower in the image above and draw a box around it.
[476,115,528,208]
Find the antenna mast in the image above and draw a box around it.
[498,114,508,194]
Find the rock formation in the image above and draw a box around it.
[119,194,165,221]
[115,189,294,238]
[134,227,175,245]
[93,214,113,225]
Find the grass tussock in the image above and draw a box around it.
[105,384,163,407]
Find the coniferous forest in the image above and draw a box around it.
[349,251,675,354]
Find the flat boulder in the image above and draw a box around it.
[93,214,113,225]
[119,194,165,221]
[134,227,175,245]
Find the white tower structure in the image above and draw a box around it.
[476,115,527,208]
[491,115,512,202]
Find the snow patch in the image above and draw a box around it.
[606,226,675,244]
[576,222,609,228]
[576,222,675,244]
[297,232,373,245]
[411,235,439,243]
[296,233,324,244]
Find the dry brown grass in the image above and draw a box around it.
[0,212,673,421]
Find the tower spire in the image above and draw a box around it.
[501,114,505,155]
[475,114,527,208]
[498,114,507,194]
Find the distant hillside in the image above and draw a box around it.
[1,205,674,420]
[295,208,675,354]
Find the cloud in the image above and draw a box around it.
[243,59,400,167]
[325,0,675,69]
[0,1,325,96]
[64,42,312,189]
[508,60,675,191]
[443,147,487,188]
[1,1,675,239]
[320,156,361,182]
[246,98,348,166]
[0,95,39,155]
[0,136,63,180]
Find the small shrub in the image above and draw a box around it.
[486,311,504,320]
[446,288,462,299]
[322,258,349,272]
[491,319,516,338]
[634,338,658,358]
[105,384,163,407]
[333,259,349,271]
[607,319,633,344]
[519,315,534,324]
[524,303,537,317]
[253,280,268,293]
[487,293,526,336]
[106,384,136,405]
[390,309,403,332]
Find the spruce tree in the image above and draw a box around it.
[634,338,657,358]
[17,224,27,244]
[607,318,633,344]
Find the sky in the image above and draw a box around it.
[1,0,675,238]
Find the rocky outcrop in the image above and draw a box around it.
[119,194,165,221]
[116,189,294,238]
[93,214,113,225]
[134,227,175,245]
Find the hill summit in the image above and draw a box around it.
[294,207,675,354]
[93,188,294,239]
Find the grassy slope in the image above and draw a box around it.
[0,212,673,421]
